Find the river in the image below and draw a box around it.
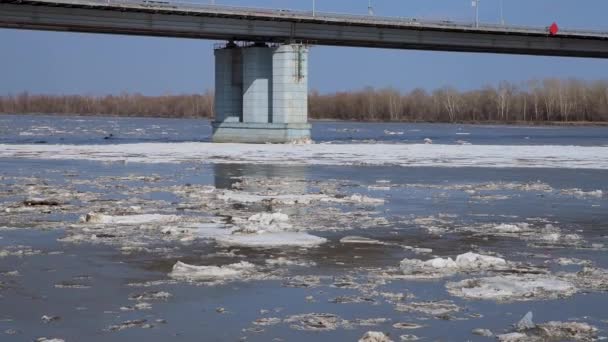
[0,114,607,341]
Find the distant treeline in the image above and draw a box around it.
[0,91,215,118]
[2,79,608,122]
[310,79,608,122]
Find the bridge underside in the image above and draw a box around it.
[212,43,311,143]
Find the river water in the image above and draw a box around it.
[0,114,607,341]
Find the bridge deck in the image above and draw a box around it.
[1,0,608,58]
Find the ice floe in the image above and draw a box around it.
[359,331,393,342]
[168,261,257,283]
[393,323,424,330]
[395,300,461,317]
[472,328,493,337]
[216,232,327,248]
[265,257,316,267]
[82,213,179,225]
[340,236,386,245]
[399,252,508,278]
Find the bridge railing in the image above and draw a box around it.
[31,0,608,38]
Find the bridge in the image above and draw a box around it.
[2,0,608,142]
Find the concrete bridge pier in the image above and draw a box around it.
[212,42,311,143]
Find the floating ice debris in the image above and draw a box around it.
[497,332,528,341]
[395,301,460,316]
[561,267,608,291]
[41,315,60,324]
[500,318,598,341]
[252,317,281,326]
[340,236,386,245]
[120,302,152,311]
[221,188,379,206]
[0,246,42,258]
[353,318,390,326]
[265,257,316,267]
[128,291,172,301]
[34,338,65,342]
[446,274,577,301]
[106,319,152,332]
[289,137,314,145]
[320,194,385,205]
[561,188,604,198]
[461,223,585,247]
[367,185,391,191]
[423,138,433,144]
[282,275,322,288]
[402,246,433,254]
[285,313,344,331]
[82,213,179,225]
[168,261,257,282]
[243,326,265,333]
[399,252,507,278]
[217,191,324,205]
[393,323,424,330]
[493,223,528,233]
[455,252,507,268]
[536,321,598,341]
[234,212,293,234]
[359,331,394,342]
[329,296,375,304]
[248,212,289,226]
[516,312,535,331]
[23,198,61,206]
[472,328,493,337]
[552,258,592,266]
[399,335,419,341]
[54,282,91,289]
[217,231,327,248]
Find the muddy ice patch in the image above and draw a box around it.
[560,267,608,292]
[486,223,584,248]
[395,300,461,318]
[446,274,577,301]
[449,221,587,248]
[282,313,389,332]
[494,312,599,341]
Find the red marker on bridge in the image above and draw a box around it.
[549,22,559,36]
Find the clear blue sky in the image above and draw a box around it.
[2,0,608,95]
